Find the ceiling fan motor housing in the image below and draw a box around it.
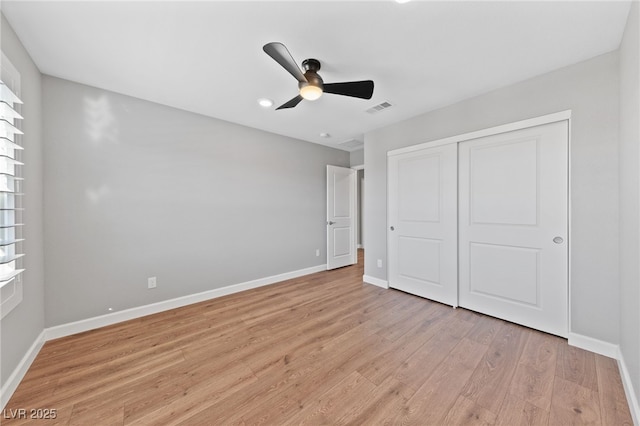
[300,58,324,91]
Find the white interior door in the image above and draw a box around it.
[327,165,356,270]
[458,121,568,337]
[388,144,458,306]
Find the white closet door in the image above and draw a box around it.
[388,143,458,306]
[458,121,568,337]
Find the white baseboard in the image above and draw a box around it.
[617,348,640,426]
[1,330,46,409]
[2,264,326,408]
[363,274,388,289]
[568,332,620,359]
[565,333,640,424]
[46,264,326,340]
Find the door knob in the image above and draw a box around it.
[390,226,395,231]
[553,236,563,244]
[327,221,335,225]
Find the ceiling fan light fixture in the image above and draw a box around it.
[299,84,323,101]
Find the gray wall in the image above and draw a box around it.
[0,14,45,387]
[350,149,364,167]
[43,76,349,326]
[619,0,640,411]
[364,51,620,344]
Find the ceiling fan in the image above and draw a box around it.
[263,42,374,110]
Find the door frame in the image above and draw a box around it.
[352,164,364,253]
[386,110,572,333]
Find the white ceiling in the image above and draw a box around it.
[1,1,632,151]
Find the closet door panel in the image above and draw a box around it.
[388,144,458,306]
[459,120,568,337]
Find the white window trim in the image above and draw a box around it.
[0,51,24,319]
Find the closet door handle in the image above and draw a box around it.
[327,221,335,225]
[553,236,563,244]
[390,226,395,231]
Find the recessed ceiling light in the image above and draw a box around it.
[320,132,331,138]
[258,98,273,108]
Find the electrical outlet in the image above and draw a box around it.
[377,259,383,268]
[315,249,320,257]
[148,277,157,289]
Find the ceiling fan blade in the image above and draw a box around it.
[323,80,374,99]
[263,42,307,83]
[276,95,304,110]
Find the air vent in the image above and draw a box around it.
[337,139,364,149]
[366,101,393,114]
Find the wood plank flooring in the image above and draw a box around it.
[3,250,633,425]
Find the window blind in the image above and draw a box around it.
[0,79,24,291]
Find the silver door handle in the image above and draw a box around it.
[553,236,564,244]
[327,221,335,225]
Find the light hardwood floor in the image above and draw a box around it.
[4,250,633,425]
